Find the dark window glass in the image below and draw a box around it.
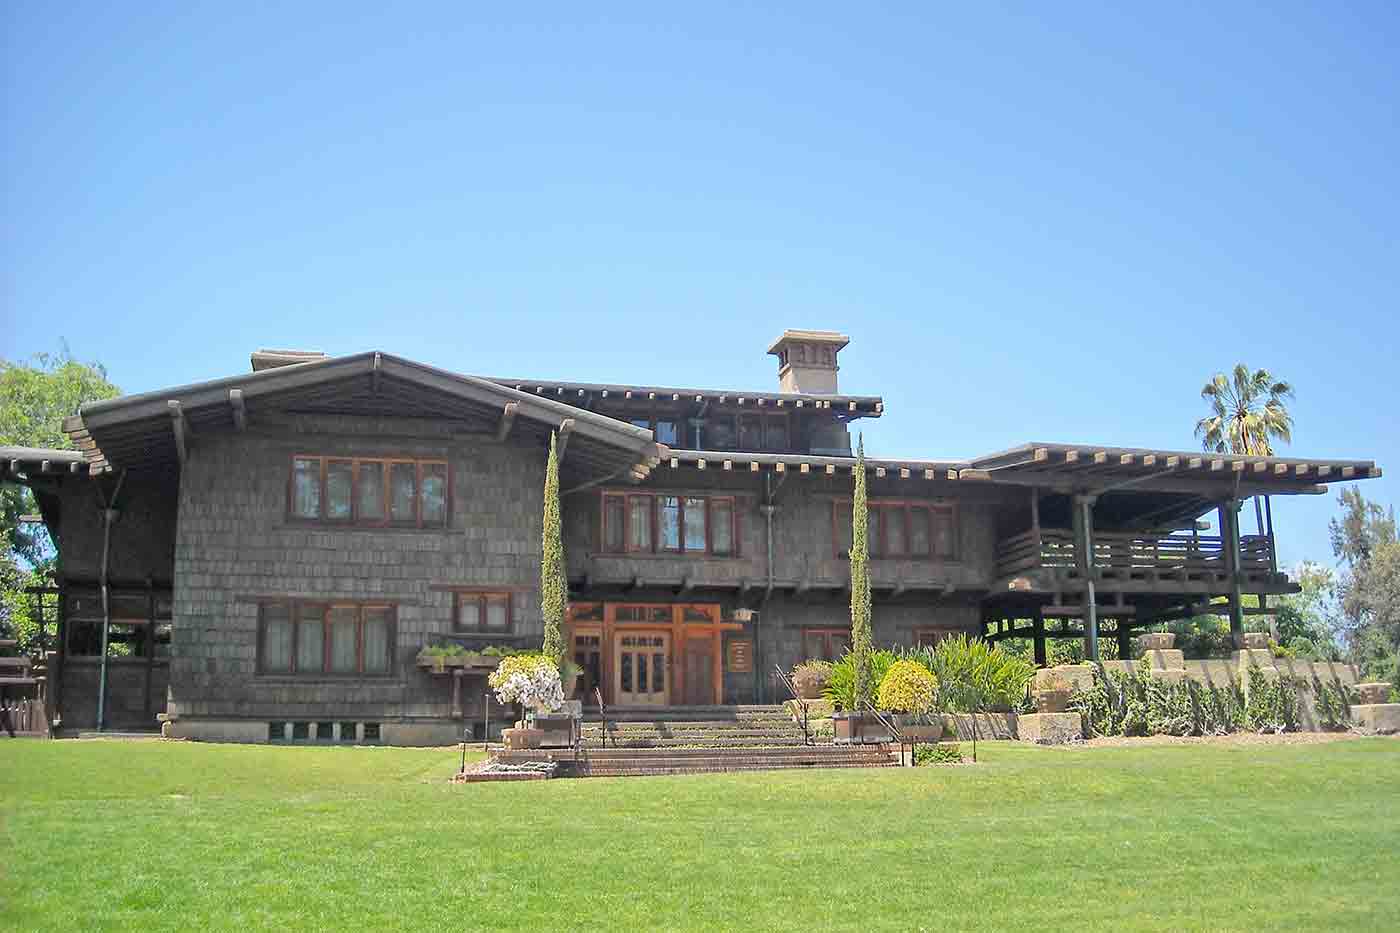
[456,595,481,631]
[485,594,509,630]
[329,607,358,673]
[363,607,390,674]
[739,415,763,450]
[932,509,956,559]
[297,603,325,672]
[421,463,448,526]
[910,507,931,557]
[711,500,734,556]
[887,507,907,556]
[292,458,321,518]
[604,496,626,552]
[620,652,633,693]
[655,420,679,445]
[326,460,353,520]
[868,509,883,558]
[652,652,665,691]
[637,653,649,693]
[660,496,681,550]
[708,416,736,448]
[765,418,789,451]
[390,463,417,522]
[628,497,652,551]
[262,603,292,672]
[684,497,706,551]
[357,462,385,522]
[836,503,854,557]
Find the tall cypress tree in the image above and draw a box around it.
[540,431,567,663]
[850,435,873,708]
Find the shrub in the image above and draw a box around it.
[876,660,938,714]
[1244,666,1300,734]
[906,636,1035,713]
[1312,675,1356,731]
[792,659,833,681]
[421,643,467,658]
[824,649,897,711]
[1071,660,1248,738]
[487,653,563,713]
[914,742,962,765]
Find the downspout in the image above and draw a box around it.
[96,469,128,732]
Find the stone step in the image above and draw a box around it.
[582,726,804,736]
[577,760,899,777]
[583,736,810,748]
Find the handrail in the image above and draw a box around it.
[593,686,610,749]
[773,665,813,745]
[859,701,915,767]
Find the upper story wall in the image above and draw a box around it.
[562,467,1009,591]
[591,402,855,456]
[52,469,178,584]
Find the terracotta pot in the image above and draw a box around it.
[1035,689,1071,714]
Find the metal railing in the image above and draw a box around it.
[593,686,611,749]
[773,664,813,745]
[859,701,915,767]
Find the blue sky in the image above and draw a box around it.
[3,2,1396,567]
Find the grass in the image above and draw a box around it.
[2,738,1398,931]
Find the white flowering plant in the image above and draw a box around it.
[487,653,564,715]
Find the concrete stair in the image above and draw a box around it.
[581,705,808,748]
[501,744,900,777]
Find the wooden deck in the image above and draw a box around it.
[996,528,1275,581]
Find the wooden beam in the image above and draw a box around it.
[228,388,247,432]
[167,400,187,464]
[555,418,575,461]
[495,402,518,442]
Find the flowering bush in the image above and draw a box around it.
[487,654,563,714]
[876,660,938,714]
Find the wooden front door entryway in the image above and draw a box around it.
[614,632,669,705]
[683,640,717,705]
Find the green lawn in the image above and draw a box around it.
[3,738,1398,931]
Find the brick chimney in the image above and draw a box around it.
[767,330,849,394]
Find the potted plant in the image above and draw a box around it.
[488,654,564,750]
[1032,671,1073,714]
[876,659,942,741]
[792,660,833,699]
[416,643,468,673]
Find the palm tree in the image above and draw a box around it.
[1195,364,1294,457]
[1194,366,1295,622]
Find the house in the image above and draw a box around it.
[2,331,1381,744]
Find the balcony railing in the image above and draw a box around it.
[996,528,1275,580]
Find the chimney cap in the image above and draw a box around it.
[767,330,850,355]
[251,349,328,372]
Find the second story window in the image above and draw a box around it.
[601,492,739,557]
[833,499,958,560]
[289,456,449,528]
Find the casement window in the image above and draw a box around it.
[628,416,682,446]
[600,492,740,556]
[258,600,395,675]
[803,628,852,662]
[453,592,513,632]
[713,413,791,452]
[833,500,958,560]
[288,455,448,528]
[63,587,173,658]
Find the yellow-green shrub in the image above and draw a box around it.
[876,659,938,714]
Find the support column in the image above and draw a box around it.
[1115,622,1132,660]
[1032,609,1047,668]
[1073,494,1099,662]
[1218,499,1245,649]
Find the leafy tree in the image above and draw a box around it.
[1194,364,1294,456]
[1329,489,1400,691]
[539,431,566,663]
[1,346,119,564]
[849,435,873,709]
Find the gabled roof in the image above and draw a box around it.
[485,377,884,418]
[62,352,665,482]
[0,446,87,482]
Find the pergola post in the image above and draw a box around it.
[1218,499,1245,648]
[1115,622,1132,660]
[1073,493,1099,662]
[1032,609,1047,668]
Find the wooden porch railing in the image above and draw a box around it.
[996,528,1275,579]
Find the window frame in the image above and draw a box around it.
[256,599,397,676]
[286,455,450,529]
[831,499,958,561]
[453,591,514,633]
[598,490,740,557]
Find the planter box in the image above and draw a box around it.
[415,652,503,674]
[1357,682,1391,705]
[529,712,579,749]
[1034,689,1071,714]
[832,711,891,745]
[890,713,943,742]
[502,727,543,750]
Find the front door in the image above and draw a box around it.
[614,632,669,705]
[683,641,716,705]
